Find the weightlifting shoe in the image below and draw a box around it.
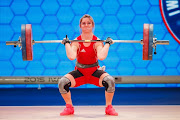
[105,105,118,116]
[60,104,74,116]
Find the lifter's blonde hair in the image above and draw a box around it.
[79,14,95,28]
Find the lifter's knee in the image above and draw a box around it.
[58,76,71,94]
[102,75,115,93]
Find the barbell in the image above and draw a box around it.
[6,24,169,61]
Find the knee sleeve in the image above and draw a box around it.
[102,75,115,93]
[58,77,71,94]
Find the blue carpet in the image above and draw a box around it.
[0,87,180,106]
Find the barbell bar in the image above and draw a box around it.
[6,40,169,45]
[6,39,169,45]
[6,24,169,61]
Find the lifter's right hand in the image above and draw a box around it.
[62,37,70,45]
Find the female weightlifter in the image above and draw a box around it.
[59,14,118,116]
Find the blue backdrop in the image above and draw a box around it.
[0,0,180,88]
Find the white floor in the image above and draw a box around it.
[0,106,180,120]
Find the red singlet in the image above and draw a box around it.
[69,35,106,87]
[76,35,98,65]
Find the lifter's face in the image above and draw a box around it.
[80,18,94,33]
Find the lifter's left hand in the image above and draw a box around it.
[105,37,114,45]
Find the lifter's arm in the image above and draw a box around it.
[96,37,113,60]
[62,38,78,60]
[96,43,110,60]
[64,43,78,60]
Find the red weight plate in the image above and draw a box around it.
[25,24,33,61]
[143,24,149,60]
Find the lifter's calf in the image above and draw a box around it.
[58,77,74,115]
[102,75,118,116]
[58,76,73,105]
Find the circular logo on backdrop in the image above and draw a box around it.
[159,0,180,44]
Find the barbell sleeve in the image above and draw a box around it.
[154,40,169,45]
[6,41,19,45]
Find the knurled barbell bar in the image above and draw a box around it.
[6,24,169,61]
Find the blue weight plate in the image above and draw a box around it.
[21,24,27,61]
[148,24,153,60]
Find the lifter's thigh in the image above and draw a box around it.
[99,73,109,87]
[64,74,76,87]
